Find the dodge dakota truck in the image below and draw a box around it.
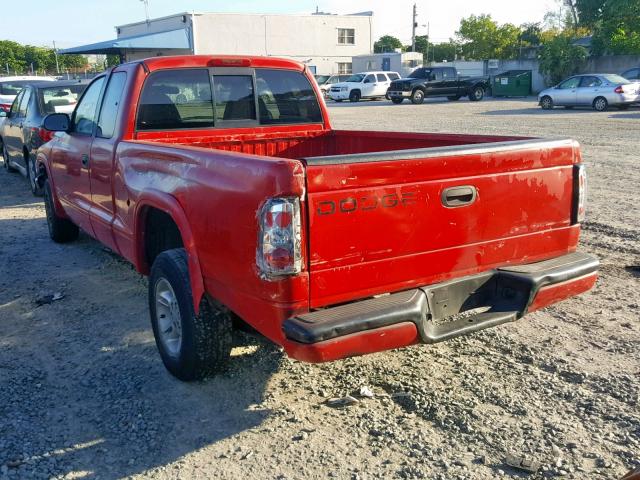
[36,55,598,381]
[387,66,490,104]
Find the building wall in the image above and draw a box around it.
[581,54,640,75]
[118,14,193,38]
[352,52,423,77]
[192,13,372,75]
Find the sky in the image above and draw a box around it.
[3,0,559,49]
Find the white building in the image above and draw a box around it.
[352,52,424,77]
[60,11,374,75]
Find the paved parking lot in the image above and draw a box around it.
[0,97,638,480]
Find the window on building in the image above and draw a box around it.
[255,69,322,125]
[338,28,355,45]
[337,63,352,75]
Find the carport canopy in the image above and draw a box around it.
[58,28,190,55]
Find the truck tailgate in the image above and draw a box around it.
[303,138,581,308]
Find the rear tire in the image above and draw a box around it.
[44,179,79,243]
[28,157,43,196]
[391,97,404,104]
[469,86,484,101]
[349,90,361,103]
[540,96,554,110]
[410,89,425,104]
[593,96,608,111]
[149,248,233,381]
[2,143,17,173]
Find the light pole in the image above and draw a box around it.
[140,0,150,24]
[53,40,60,74]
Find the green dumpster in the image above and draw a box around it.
[492,70,532,97]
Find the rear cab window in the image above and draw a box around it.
[136,67,323,131]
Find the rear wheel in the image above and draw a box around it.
[349,90,361,103]
[2,143,16,173]
[149,248,233,381]
[469,86,484,101]
[27,156,43,196]
[44,179,79,243]
[540,96,554,110]
[447,95,461,101]
[410,89,425,104]
[593,96,608,111]
[391,97,404,104]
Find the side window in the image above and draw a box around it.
[72,77,105,135]
[18,88,31,117]
[433,70,443,81]
[443,68,456,78]
[255,69,322,125]
[388,73,400,80]
[137,69,213,131]
[212,75,256,123]
[364,74,375,84]
[559,77,580,89]
[10,90,24,116]
[580,76,601,88]
[376,73,387,82]
[97,72,127,139]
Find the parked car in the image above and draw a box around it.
[328,71,401,102]
[0,76,56,113]
[0,80,88,195]
[36,55,597,381]
[387,67,490,104]
[538,74,640,111]
[314,74,351,97]
[621,67,640,82]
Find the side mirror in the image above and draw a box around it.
[43,113,70,132]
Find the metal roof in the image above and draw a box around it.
[58,28,190,55]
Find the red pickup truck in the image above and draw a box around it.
[36,55,598,381]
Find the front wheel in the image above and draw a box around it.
[44,179,79,243]
[391,97,404,104]
[349,90,361,103]
[2,143,16,173]
[469,86,484,101]
[410,89,425,104]
[593,97,608,111]
[149,248,233,381]
[540,96,554,110]
[28,157,43,196]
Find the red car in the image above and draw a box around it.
[35,55,598,381]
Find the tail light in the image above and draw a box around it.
[0,104,11,113]
[614,85,624,94]
[572,164,587,224]
[33,127,55,143]
[257,197,302,278]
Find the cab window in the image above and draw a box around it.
[72,77,105,136]
[18,88,31,116]
[10,90,24,116]
[97,72,127,138]
[256,69,322,125]
[212,75,256,123]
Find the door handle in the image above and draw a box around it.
[441,186,477,207]
[81,154,89,167]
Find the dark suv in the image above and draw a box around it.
[0,80,88,195]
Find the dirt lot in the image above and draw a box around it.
[0,97,638,480]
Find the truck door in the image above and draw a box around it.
[427,69,446,96]
[442,67,459,95]
[49,76,105,236]
[89,71,127,251]
[375,73,390,97]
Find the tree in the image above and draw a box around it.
[0,40,26,74]
[456,14,522,59]
[539,34,588,84]
[590,0,640,54]
[374,35,403,53]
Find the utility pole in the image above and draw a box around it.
[425,22,430,64]
[140,0,150,24]
[53,40,60,74]
[411,3,417,52]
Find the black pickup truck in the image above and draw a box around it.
[387,66,490,104]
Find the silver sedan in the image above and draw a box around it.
[538,74,640,111]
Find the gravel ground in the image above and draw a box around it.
[0,97,638,480]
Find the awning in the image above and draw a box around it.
[58,28,191,55]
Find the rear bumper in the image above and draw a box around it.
[283,252,598,362]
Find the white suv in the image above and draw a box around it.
[328,71,401,102]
